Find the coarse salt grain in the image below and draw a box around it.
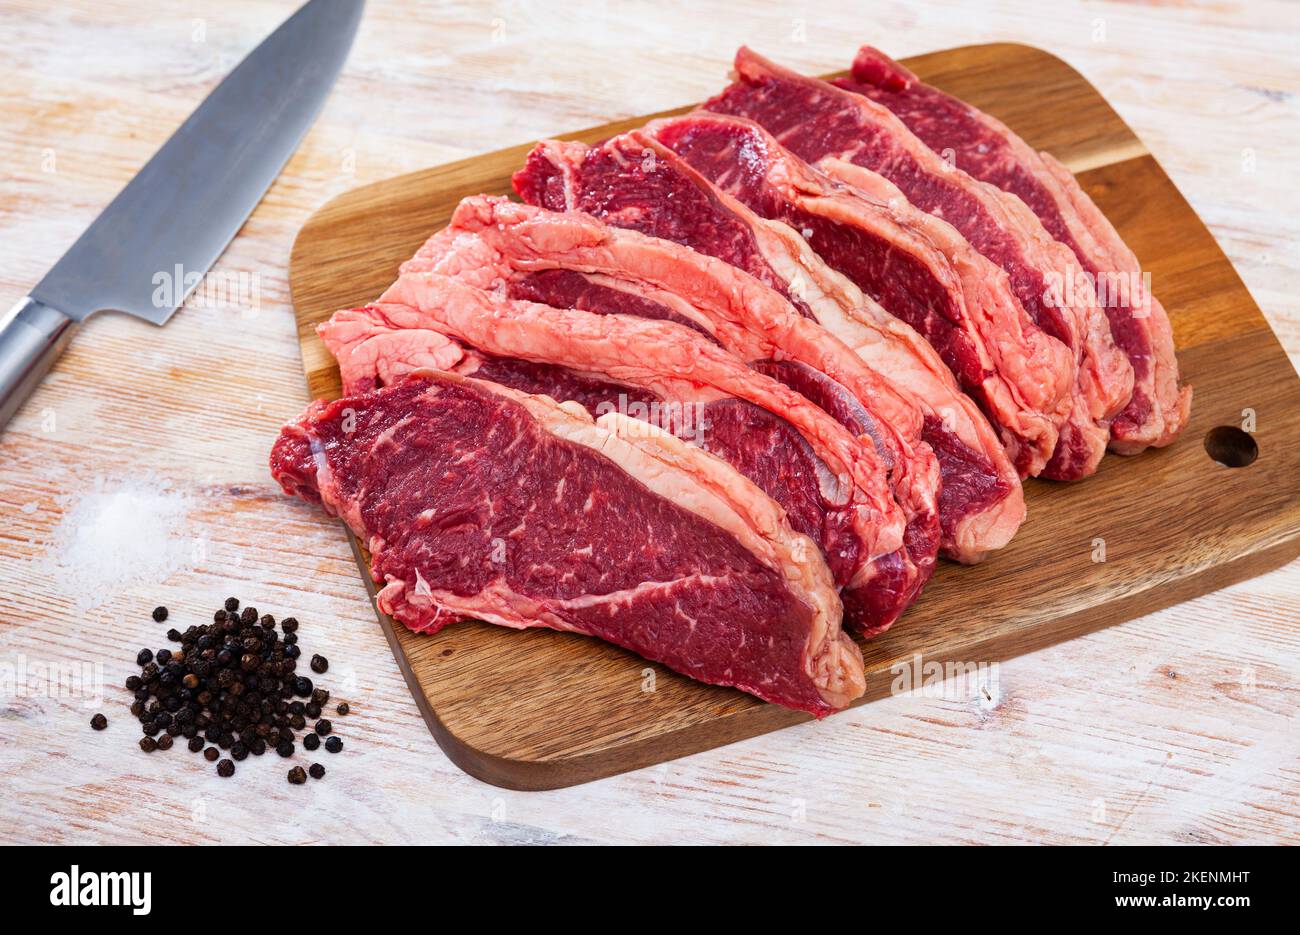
[42,475,193,612]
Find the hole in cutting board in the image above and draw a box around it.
[1204,426,1258,468]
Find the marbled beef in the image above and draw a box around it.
[270,372,865,714]
[320,276,923,635]
[700,47,1135,480]
[835,46,1189,454]
[514,138,1023,562]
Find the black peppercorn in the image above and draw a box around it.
[90,713,108,730]
[308,763,325,780]
[336,703,350,716]
[287,765,307,785]
[120,599,339,781]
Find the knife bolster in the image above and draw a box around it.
[0,296,77,432]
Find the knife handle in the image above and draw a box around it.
[0,296,77,432]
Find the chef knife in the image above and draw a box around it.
[0,0,364,431]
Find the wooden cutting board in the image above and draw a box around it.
[288,43,1300,790]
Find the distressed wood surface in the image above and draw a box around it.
[1,0,1298,842]
[290,42,1300,789]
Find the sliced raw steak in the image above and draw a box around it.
[403,197,935,582]
[701,47,1134,479]
[646,111,1075,479]
[514,135,1023,562]
[270,372,865,714]
[836,46,1190,453]
[322,276,923,635]
[409,195,940,589]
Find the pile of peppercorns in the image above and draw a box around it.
[94,599,348,784]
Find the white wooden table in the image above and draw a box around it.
[1,0,1297,844]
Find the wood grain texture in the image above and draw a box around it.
[290,43,1300,789]
[2,0,1298,843]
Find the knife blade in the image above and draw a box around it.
[0,0,364,430]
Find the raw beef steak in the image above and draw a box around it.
[409,195,940,596]
[271,372,865,714]
[514,136,1023,562]
[321,276,925,634]
[835,46,1190,453]
[700,47,1134,480]
[647,112,1075,479]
